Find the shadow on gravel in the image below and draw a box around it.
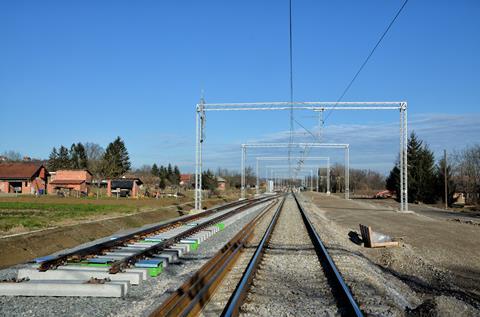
[327,246,480,310]
[348,231,363,245]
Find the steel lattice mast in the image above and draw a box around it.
[194,101,407,212]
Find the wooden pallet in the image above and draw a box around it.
[359,224,399,248]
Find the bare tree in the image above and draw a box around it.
[2,150,22,161]
[84,143,105,199]
[84,142,104,161]
[452,144,480,205]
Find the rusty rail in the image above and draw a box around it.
[150,195,286,317]
[108,196,277,273]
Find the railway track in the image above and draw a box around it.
[0,195,278,298]
[152,192,363,317]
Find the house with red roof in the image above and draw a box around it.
[180,174,194,188]
[47,170,92,196]
[0,163,49,194]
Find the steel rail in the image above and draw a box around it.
[292,193,363,317]
[150,195,286,317]
[221,193,363,317]
[37,196,272,271]
[108,196,278,273]
[220,193,286,317]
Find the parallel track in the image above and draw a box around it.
[35,195,278,273]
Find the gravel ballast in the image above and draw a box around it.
[199,199,280,316]
[239,194,339,316]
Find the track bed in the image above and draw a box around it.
[240,195,338,316]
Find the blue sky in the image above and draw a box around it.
[1,1,479,174]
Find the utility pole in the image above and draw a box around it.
[444,149,448,209]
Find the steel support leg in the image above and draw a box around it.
[256,159,259,195]
[345,146,350,200]
[399,108,404,212]
[194,110,200,211]
[403,105,409,211]
[241,146,246,199]
[327,158,331,195]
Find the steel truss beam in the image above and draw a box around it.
[241,143,349,200]
[265,166,320,192]
[256,157,330,195]
[194,100,408,212]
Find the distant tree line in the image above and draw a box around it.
[216,167,255,189]
[1,150,23,161]
[451,145,480,204]
[150,163,181,189]
[386,132,480,206]
[47,137,131,179]
[315,165,384,194]
[0,150,42,162]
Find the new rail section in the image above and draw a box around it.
[1,195,282,298]
[35,196,278,273]
[152,192,363,317]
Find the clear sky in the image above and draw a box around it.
[1,1,479,174]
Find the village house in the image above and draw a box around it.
[47,170,92,196]
[0,163,49,194]
[216,176,227,191]
[107,177,143,198]
[180,174,194,188]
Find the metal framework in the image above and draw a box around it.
[265,166,319,191]
[256,157,330,194]
[241,143,349,200]
[195,101,408,212]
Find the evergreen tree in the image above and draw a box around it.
[173,165,181,185]
[167,163,175,184]
[58,146,71,169]
[69,143,88,169]
[70,144,79,169]
[151,163,159,176]
[76,143,88,169]
[385,164,400,198]
[159,177,166,190]
[159,165,167,179]
[101,137,131,178]
[386,132,438,203]
[47,147,59,171]
[417,144,437,203]
[202,170,217,190]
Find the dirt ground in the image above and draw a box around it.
[304,192,480,316]
[0,197,231,269]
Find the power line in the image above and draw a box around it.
[291,0,409,178]
[323,0,409,123]
[288,0,294,179]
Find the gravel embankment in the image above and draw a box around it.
[0,202,270,317]
[298,193,480,316]
[239,195,339,316]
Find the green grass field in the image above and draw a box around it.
[0,201,136,232]
[0,190,241,234]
